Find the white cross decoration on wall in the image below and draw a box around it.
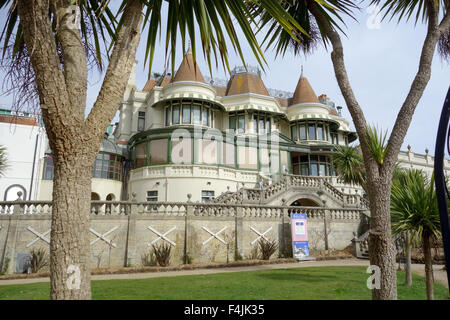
[90,226,118,248]
[250,226,272,245]
[202,226,228,246]
[26,226,50,247]
[147,226,176,246]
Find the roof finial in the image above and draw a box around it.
[187,40,191,54]
[301,65,304,77]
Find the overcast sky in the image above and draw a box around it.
[0,3,448,156]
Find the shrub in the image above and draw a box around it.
[141,251,157,267]
[234,251,243,261]
[152,242,172,267]
[248,245,260,260]
[30,248,49,273]
[182,253,193,265]
[0,257,10,275]
[258,239,278,260]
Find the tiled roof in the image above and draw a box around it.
[214,86,227,97]
[275,97,289,108]
[171,50,205,83]
[291,75,319,105]
[142,79,156,92]
[0,115,38,126]
[225,73,270,96]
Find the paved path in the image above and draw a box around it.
[0,259,447,289]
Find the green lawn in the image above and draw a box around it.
[0,266,448,300]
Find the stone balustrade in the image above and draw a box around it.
[0,198,367,219]
[211,174,369,210]
[0,195,369,273]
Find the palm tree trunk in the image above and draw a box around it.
[50,153,94,299]
[367,182,397,300]
[422,231,434,300]
[405,232,412,286]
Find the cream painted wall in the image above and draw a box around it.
[38,178,122,201]
[128,164,264,202]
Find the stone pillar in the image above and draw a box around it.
[184,193,194,264]
[125,193,138,267]
[235,206,244,260]
[281,199,292,258]
[323,209,329,251]
[5,193,24,274]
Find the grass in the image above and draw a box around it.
[0,266,448,300]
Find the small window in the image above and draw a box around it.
[317,124,324,140]
[202,107,209,126]
[193,105,201,124]
[259,117,265,134]
[138,111,145,131]
[310,163,319,176]
[172,105,180,124]
[299,125,307,140]
[201,190,215,203]
[253,115,258,134]
[146,190,158,210]
[237,115,245,133]
[165,107,171,126]
[308,124,316,140]
[291,125,297,141]
[266,117,271,134]
[43,156,54,180]
[229,115,236,132]
[147,191,158,202]
[182,105,191,124]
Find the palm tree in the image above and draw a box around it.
[333,145,366,190]
[0,146,7,177]
[333,127,412,286]
[258,0,450,300]
[391,169,441,300]
[0,0,306,300]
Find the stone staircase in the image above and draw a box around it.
[353,230,405,259]
[214,174,369,209]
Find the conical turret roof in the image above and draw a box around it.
[290,68,319,105]
[171,46,205,83]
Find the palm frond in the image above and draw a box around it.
[256,0,359,57]
[369,0,448,25]
[332,144,366,187]
[365,125,388,166]
[391,169,441,239]
[136,0,305,78]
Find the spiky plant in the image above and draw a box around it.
[152,242,172,267]
[391,170,441,300]
[258,238,278,260]
[333,145,366,189]
[30,247,49,273]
